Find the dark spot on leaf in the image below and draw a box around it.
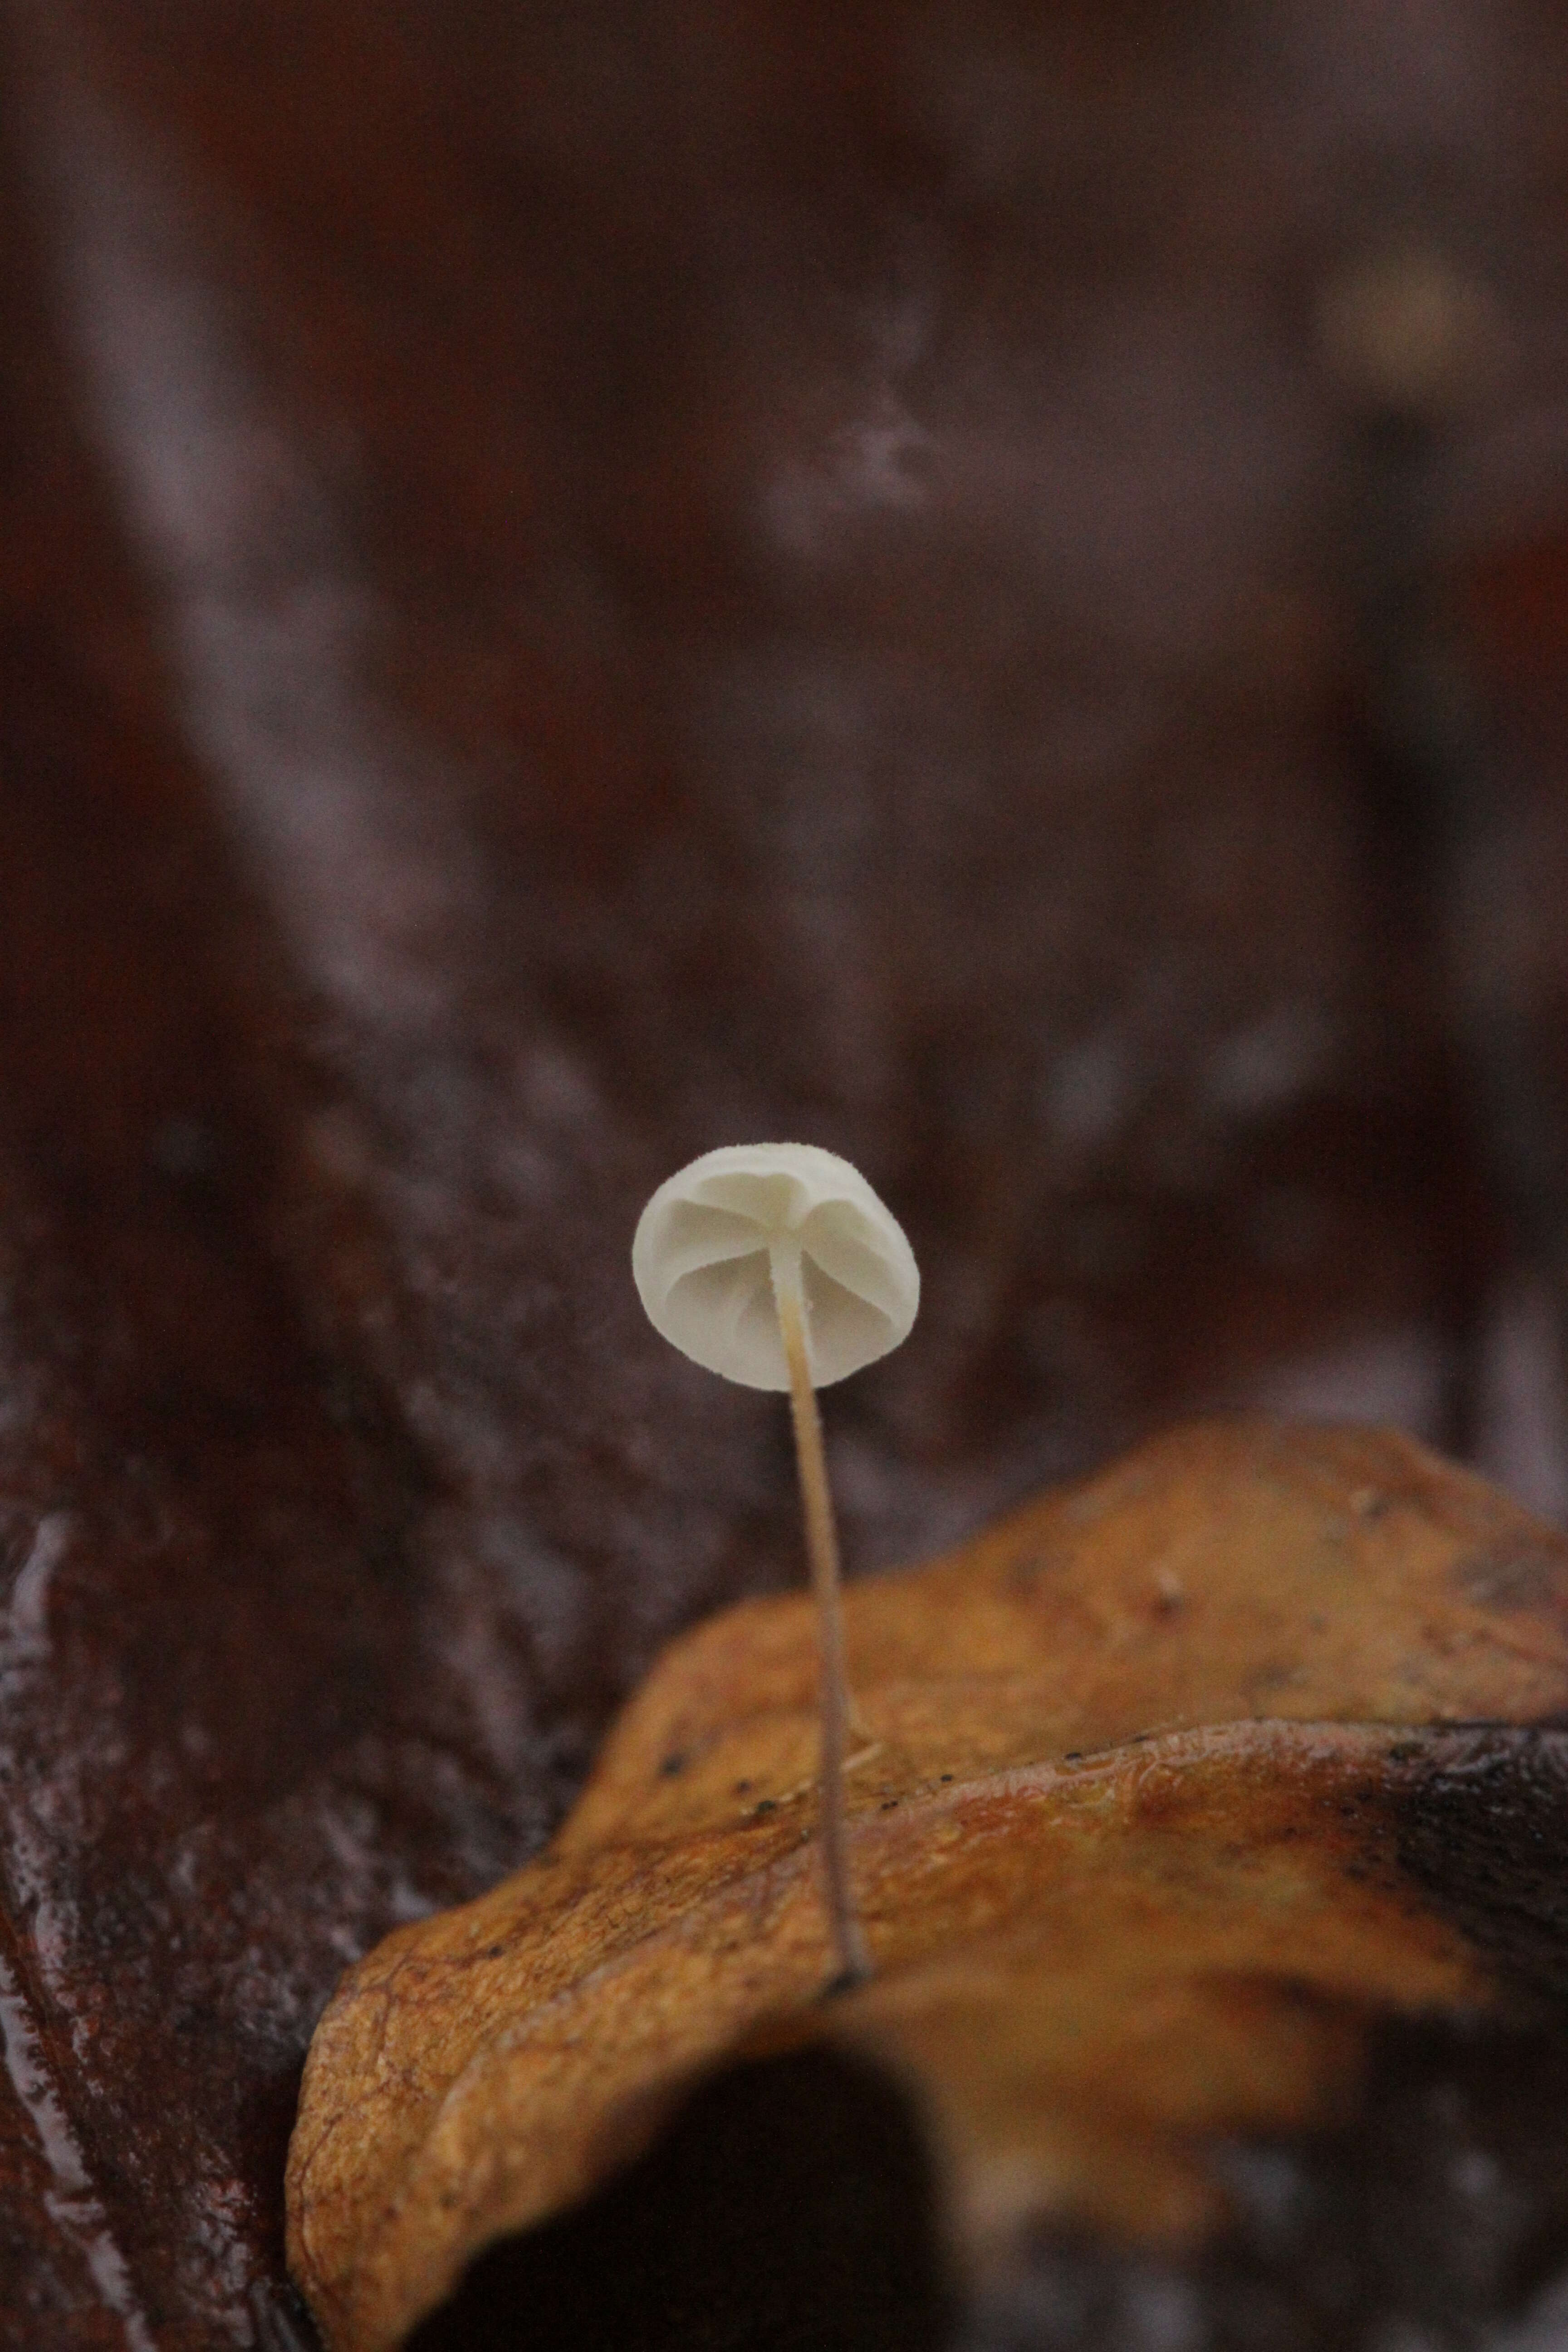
[1395,1727,1568,2001]
[659,1753,687,1778]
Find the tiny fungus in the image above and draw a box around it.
[633,1142,919,1984]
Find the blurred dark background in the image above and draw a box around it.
[5,4,1568,2345]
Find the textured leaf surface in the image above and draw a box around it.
[289,1421,1568,2351]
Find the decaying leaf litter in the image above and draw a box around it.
[288,1419,1568,2352]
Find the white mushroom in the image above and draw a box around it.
[633,1142,919,1390]
[633,1142,920,1984]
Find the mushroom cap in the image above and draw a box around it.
[632,1142,920,1391]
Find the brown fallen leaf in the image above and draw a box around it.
[286,1418,1568,2352]
[9,3,1568,2339]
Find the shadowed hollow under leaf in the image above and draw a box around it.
[286,1420,1568,2352]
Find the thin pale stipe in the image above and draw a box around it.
[771,1242,870,1986]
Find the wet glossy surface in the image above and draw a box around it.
[4,3,1568,2344]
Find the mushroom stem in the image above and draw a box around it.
[769,1240,872,1988]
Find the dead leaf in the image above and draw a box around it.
[285,1419,1568,2352]
[9,6,1568,2339]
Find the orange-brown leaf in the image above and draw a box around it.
[286,1421,1568,2351]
